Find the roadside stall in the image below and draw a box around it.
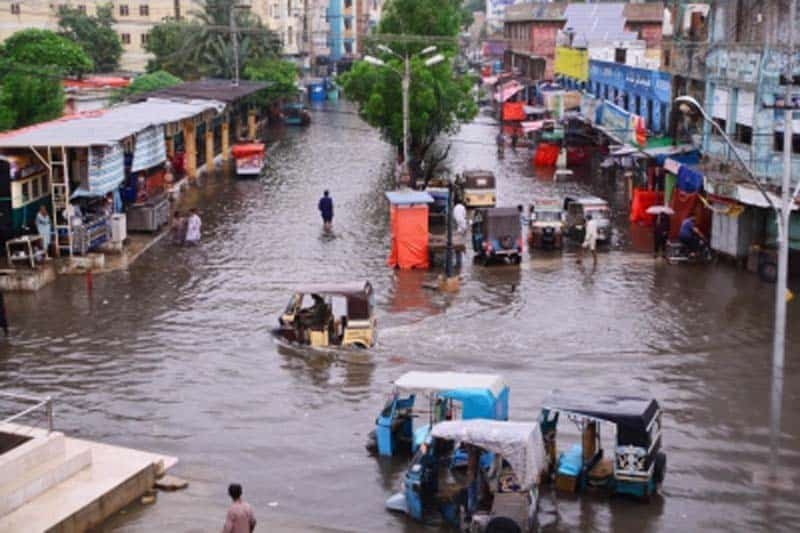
[0,98,225,256]
[385,191,434,270]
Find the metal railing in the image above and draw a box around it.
[0,392,53,434]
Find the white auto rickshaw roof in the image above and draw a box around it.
[393,371,507,397]
[431,420,544,491]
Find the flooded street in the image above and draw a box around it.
[2,102,799,532]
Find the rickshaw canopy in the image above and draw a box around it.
[431,420,544,491]
[291,281,373,319]
[541,391,660,447]
[462,171,496,189]
[393,371,507,398]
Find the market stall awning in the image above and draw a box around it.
[502,102,526,122]
[0,98,225,149]
[481,75,498,86]
[494,81,524,103]
[385,191,434,205]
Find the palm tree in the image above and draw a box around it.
[187,0,282,78]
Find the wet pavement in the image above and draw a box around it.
[1,102,799,532]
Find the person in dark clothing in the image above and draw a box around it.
[653,212,671,258]
[0,292,7,336]
[318,190,333,230]
[679,216,705,256]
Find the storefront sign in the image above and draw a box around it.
[554,47,589,82]
[589,60,671,104]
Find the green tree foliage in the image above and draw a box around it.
[244,58,298,103]
[0,29,93,129]
[145,19,205,79]
[340,0,477,181]
[146,1,282,80]
[3,28,93,76]
[113,70,183,102]
[57,4,123,73]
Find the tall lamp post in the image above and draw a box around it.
[364,46,444,178]
[230,3,251,87]
[675,94,800,484]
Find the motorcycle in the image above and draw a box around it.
[665,237,715,264]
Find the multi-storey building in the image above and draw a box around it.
[0,0,190,72]
[326,0,379,62]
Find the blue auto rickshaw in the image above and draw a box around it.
[366,371,510,457]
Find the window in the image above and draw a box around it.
[41,174,49,194]
[664,49,671,68]
[121,33,131,44]
[77,4,86,13]
[735,124,752,145]
[614,48,626,64]
[288,26,292,44]
[139,4,149,16]
[140,33,149,45]
[21,182,29,203]
[119,4,129,16]
[10,3,20,14]
[32,178,40,199]
[344,18,351,30]
[713,117,727,133]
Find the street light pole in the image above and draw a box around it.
[230,6,240,86]
[402,55,410,174]
[770,0,796,483]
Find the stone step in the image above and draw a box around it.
[0,437,92,517]
[0,431,66,488]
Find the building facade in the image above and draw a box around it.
[700,0,800,187]
[503,2,566,80]
[0,0,191,72]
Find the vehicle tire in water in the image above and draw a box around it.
[485,516,522,533]
[759,260,778,283]
[654,451,667,487]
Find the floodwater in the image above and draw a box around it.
[1,102,799,533]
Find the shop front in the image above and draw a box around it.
[588,60,672,135]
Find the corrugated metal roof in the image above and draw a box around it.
[505,2,567,22]
[134,79,269,103]
[0,98,225,149]
[563,3,638,46]
[623,2,665,23]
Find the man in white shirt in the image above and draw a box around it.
[579,214,598,265]
[185,208,202,244]
[453,201,467,235]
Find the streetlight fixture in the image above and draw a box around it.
[364,44,442,180]
[675,93,800,485]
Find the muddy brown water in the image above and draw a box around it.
[1,102,798,532]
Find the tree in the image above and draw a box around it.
[57,4,123,73]
[113,70,182,102]
[340,0,477,183]
[3,28,93,76]
[146,1,282,80]
[244,58,298,104]
[145,19,205,79]
[0,29,93,128]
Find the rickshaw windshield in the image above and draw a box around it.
[586,206,611,220]
[464,174,496,189]
[536,210,562,222]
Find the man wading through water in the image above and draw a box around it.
[318,190,334,231]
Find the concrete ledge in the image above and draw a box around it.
[0,430,65,488]
[0,265,56,292]
[0,437,176,533]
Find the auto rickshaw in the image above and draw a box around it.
[528,198,565,249]
[385,419,544,532]
[458,170,496,208]
[563,195,612,243]
[538,391,666,500]
[472,207,522,265]
[271,281,375,348]
[366,371,509,456]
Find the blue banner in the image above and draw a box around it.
[589,60,671,104]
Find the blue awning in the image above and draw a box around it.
[385,191,434,205]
